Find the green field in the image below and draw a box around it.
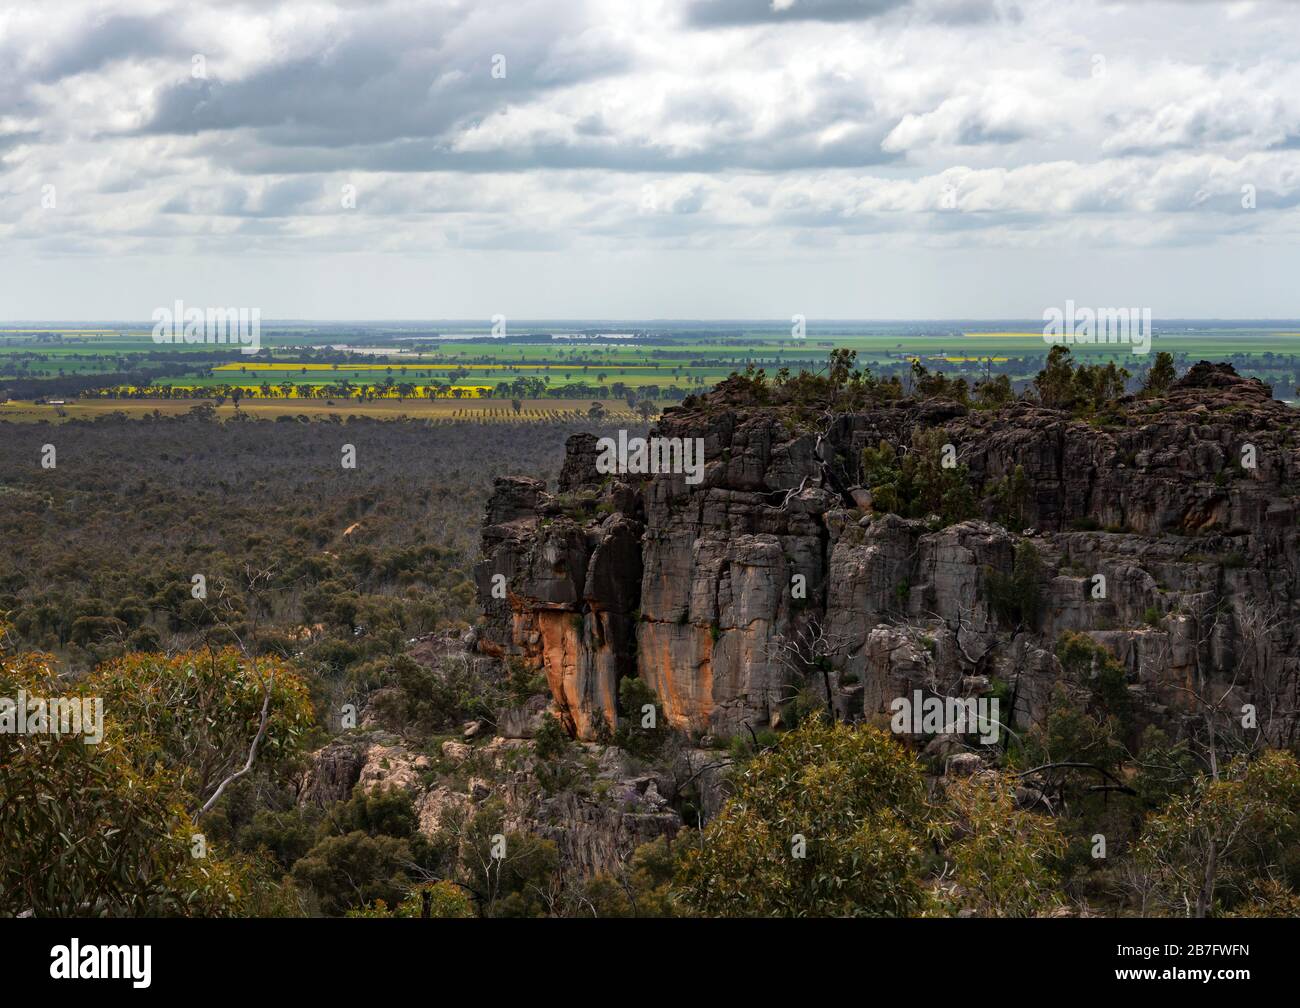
[4,321,1300,405]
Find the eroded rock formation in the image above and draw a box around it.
[475,363,1300,747]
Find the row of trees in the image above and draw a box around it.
[716,347,1181,418]
[80,382,492,402]
[75,380,683,405]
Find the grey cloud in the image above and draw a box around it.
[211,131,901,174]
[669,188,707,213]
[685,0,908,27]
[573,114,611,137]
[912,0,1013,25]
[137,7,631,145]
[0,130,38,154]
[31,15,174,83]
[183,67,902,174]
[684,0,1004,26]
[159,177,328,217]
[954,117,1027,146]
[0,13,166,120]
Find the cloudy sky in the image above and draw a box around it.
[2,0,1299,320]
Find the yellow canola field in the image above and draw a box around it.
[210,362,635,372]
[91,384,495,399]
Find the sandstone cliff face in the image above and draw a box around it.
[476,364,1300,747]
[476,460,644,738]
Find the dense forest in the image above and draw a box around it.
[0,410,627,673]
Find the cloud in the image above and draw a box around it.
[3,0,1300,318]
[684,0,1009,26]
[684,0,908,26]
[137,7,632,145]
[29,14,175,83]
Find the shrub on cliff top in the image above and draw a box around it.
[1140,352,1177,397]
[1033,345,1131,417]
[721,350,903,416]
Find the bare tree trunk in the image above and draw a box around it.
[1198,659,1219,918]
[1197,838,1217,918]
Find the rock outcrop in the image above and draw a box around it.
[297,727,685,875]
[476,363,1300,748]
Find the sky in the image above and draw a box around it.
[1,0,1299,320]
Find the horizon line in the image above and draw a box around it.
[4,317,1300,326]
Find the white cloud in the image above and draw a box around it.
[2,0,1299,316]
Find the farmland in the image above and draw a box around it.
[4,319,1300,410]
[0,396,646,424]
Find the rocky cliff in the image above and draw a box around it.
[475,362,1300,749]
